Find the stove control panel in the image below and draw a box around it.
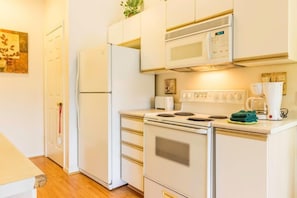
[180,90,247,104]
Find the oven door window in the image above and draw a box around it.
[156,137,189,166]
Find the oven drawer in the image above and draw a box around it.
[122,130,143,147]
[122,157,144,192]
[121,143,143,163]
[144,178,187,198]
[121,116,143,131]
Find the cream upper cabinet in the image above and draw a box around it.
[165,0,195,30]
[108,21,123,45]
[195,0,233,21]
[141,1,166,72]
[108,14,141,48]
[234,0,297,66]
[123,14,141,44]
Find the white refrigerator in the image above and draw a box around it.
[77,44,155,190]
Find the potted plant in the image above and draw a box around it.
[120,0,143,18]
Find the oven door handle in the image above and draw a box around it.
[144,119,208,135]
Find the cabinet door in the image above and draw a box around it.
[123,14,141,43]
[234,0,288,60]
[108,21,123,45]
[216,130,267,198]
[141,2,166,72]
[166,0,195,30]
[196,0,233,20]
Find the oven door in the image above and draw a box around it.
[144,120,213,198]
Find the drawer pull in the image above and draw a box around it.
[122,154,143,166]
[163,191,176,198]
[121,127,143,135]
[122,141,143,150]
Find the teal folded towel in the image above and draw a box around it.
[230,110,258,122]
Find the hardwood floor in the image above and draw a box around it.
[30,157,143,198]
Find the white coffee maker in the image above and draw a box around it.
[262,82,283,120]
[246,83,267,119]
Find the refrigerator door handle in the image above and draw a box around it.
[76,53,80,130]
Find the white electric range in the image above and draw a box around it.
[143,90,247,198]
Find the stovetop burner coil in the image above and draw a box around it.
[157,113,175,117]
[174,112,195,116]
[208,115,228,119]
[188,117,214,121]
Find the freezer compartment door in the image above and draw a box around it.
[78,93,111,185]
[79,47,110,92]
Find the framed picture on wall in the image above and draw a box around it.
[0,28,28,73]
[164,78,176,94]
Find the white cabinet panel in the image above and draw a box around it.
[108,21,123,45]
[122,158,144,191]
[123,14,141,42]
[108,14,141,47]
[234,0,287,59]
[122,144,143,162]
[144,178,187,198]
[141,2,166,72]
[196,0,233,21]
[234,0,297,66]
[166,0,195,30]
[216,127,297,198]
[121,117,143,131]
[216,131,267,198]
[122,130,143,147]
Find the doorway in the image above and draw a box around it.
[44,25,64,166]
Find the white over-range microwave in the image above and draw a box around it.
[165,14,234,71]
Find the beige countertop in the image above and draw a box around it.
[0,133,46,187]
[120,109,297,134]
[120,110,297,134]
[120,109,164,118]
[213,116,297,134]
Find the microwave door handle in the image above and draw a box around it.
[206,32,212,59]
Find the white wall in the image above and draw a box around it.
[0,0,45,157]
[156,63,297,116]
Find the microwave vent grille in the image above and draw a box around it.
[166,14,232,41]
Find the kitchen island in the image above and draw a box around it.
[0,133,46,198]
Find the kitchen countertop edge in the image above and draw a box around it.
[119,109,164,118]
[213,116,297,134]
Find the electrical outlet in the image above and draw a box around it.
[261,72,287,95]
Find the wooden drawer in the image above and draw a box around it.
[122,130,143,147]
[144,178,187,198]
[121,117,143,131]
[122,144,143,163]
[122,157,144,192]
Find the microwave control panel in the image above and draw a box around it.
[210,27,230,59]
